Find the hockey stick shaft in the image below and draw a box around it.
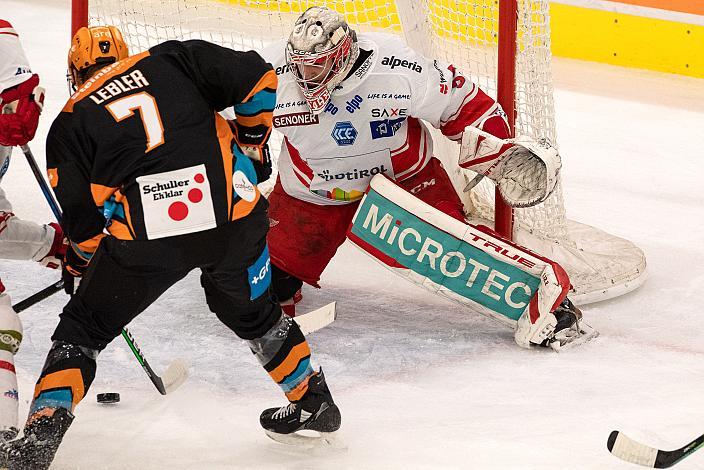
[21,144,184,394]
[121,329,168,395]
[12,279,64,313]
[20,145,62,221]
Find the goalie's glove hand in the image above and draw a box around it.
[38,222,68,270]
[61,241,94,295]
[0,74,45,147]
[459,126,561,208]
[233,141,272,184]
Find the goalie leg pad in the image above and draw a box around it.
[347,174,570,346]
[0,293,21,436]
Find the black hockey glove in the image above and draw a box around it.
[234,142,272,184]
[61,242,94,295]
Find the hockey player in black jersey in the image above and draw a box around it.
[1,25,339,469]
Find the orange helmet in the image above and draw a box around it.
[67,25,129,91]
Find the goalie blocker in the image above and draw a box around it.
[347,174,592,348]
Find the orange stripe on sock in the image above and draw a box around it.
[269,342,311,383]
[285,374,312,402]
[33,368,85,409]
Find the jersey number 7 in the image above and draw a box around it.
[106,92,165,153]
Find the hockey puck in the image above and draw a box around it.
[96,392,120,404]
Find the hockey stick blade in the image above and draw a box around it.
[607,430,704,468]
[294,302,337,335]
[159,359,189,394]
[121,329,188,395]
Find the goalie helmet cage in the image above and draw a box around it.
[71,0,646,304]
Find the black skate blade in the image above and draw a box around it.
[264,429,343,449]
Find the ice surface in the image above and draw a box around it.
[2,1,704,468]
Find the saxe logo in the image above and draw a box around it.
[4,389,18,400]
[331,121,358,146]
[371,108,407,118]
[380,56,423,73]
[350,191,541,320]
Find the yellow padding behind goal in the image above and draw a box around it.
[551,2,704,78]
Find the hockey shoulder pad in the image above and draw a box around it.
[346,174,570,347]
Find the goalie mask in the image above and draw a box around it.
[67,25,129,92]
[286,7,359,114]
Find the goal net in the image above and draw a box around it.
[79,0,646,303]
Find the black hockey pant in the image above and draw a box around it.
[52,201,281,350]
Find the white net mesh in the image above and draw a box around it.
[88,0,565,236]
[85,0,646,302]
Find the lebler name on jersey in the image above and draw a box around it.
[89,70,150,104]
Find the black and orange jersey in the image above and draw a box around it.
[47,39,276,252]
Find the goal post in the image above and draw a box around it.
[70,0,647,304]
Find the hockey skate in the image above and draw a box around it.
[0,407,74,470]
[542,298,599,352]
[260,369,341,448]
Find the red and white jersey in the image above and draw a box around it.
[0,21,53,263]
[262,32,509,205]
[0,20,33,94]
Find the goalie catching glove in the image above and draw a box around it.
[458,126,561,208]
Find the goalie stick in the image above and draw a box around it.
[607,430,704,468]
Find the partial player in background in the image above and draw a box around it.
[0,19,67,446]
[1,25,339,469]
[263,7,593,349]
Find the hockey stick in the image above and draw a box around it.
[294,301,337,335]
[20,143,188,394]
[120,328,188,395]
[119,302,336,395]
[607,430,704,468]
[12,279,64,313]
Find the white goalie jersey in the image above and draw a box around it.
[262,32,510,205]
